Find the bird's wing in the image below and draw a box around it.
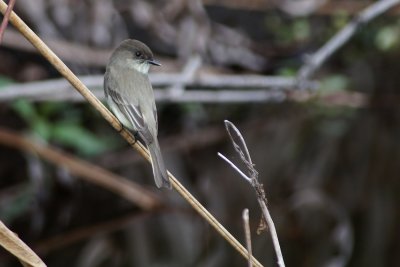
[105,85,154,143]
[107,87,145,129]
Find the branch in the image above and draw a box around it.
[0,75,370,106]
[203,0,400,15]
[0,0,15,43]
[0,1,263,266]
[0,128,161,210]
[1,29,111,67]
[0,75,369,106]
[34,212,150,255]
[0,74,317,103]
[218,152,251,183]
[219,120,285,267]
[0,73,308,92]
[242,209,253,267]
[297,0,400,86]
[166,55,202,94]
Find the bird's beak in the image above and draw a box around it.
[148,59,161,66]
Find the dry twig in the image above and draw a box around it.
[219,120,285,267]
[0,2,262,266]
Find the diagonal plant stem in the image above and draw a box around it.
[0,1,263,266]
[0,0,15,43]
[217,152,251,183]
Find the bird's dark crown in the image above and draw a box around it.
[116,39,154,61]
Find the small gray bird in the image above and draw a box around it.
[104,39,171,189]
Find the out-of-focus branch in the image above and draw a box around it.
[0,0,15,43]
[34,212,149,255]
[219,120,285,267]
[297,0,400,86]
[0,128,161,210]
[0,73,317,103]
[203,0,400,15]
[2,29,182,71]
[0,2,263,266]
[0,75,368,106]
[276,0,328,16]
[166,55,202,94]
[2,29,111,67]
[0,0,13,42]
[0,73,305,93]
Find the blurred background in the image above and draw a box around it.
[0,0,400,266]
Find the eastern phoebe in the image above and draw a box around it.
[104,39,171,189]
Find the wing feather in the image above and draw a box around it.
[107,88,145,128]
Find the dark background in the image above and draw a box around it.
[0,1,400,266]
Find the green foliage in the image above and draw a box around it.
[332,11,350,30]
[0,184,34,224]
[0,75,14,87]
[277,67,297,77]
[12,99,37,121]
[375,25,400,51]
[293,19,310,42]
[264,15,310,45]
[52,122,113,156]
[320,74,349,93]
[12,100,119,156]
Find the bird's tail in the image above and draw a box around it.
[147,139,171,189]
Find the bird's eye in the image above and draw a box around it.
[135,51,142,57]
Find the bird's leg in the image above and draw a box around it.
[132,130,140,144]
[118,126,138,146]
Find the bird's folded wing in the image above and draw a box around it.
[107,88,146,131]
